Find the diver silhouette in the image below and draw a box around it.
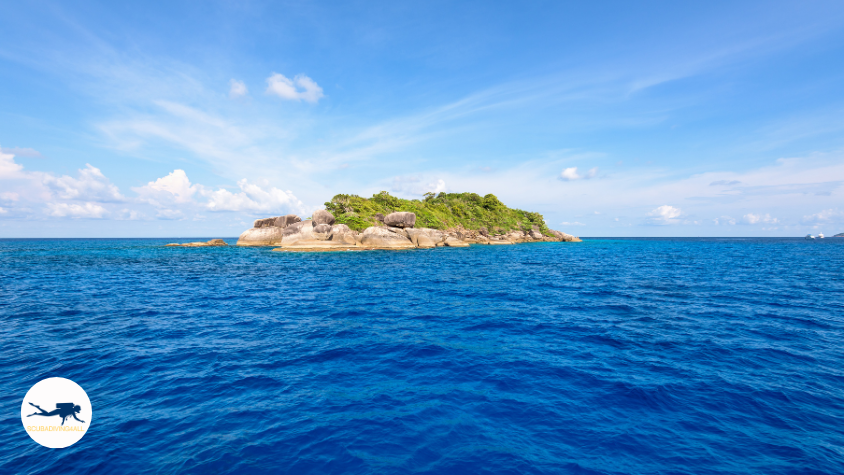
[27,402,85,426]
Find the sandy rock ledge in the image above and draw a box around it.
[165,239,228,247]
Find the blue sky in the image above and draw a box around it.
[1,1,844,237]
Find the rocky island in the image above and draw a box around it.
[237,191,581,251]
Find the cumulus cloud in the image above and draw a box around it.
[0,150,309,224]
[134,169,198,205]
[648,205,681,224]
[742,213,779,224]
[229,79,248,98]
[46,202,107,218]
[265,73,324,103]
[560,167,598,181]
[0,148,26,178]
[42,164,124,202]
[204,178,303,213]
[714,216,737,225]
[429,179,447,194]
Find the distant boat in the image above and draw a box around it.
[805,234,815,240]
[818,233,825,239]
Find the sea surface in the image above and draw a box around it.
[1,237,843,474]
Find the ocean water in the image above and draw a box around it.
[1,237,843,474]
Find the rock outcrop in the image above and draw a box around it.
[312,209,336,226]
[406,228,445,246]
[237,208,581,251]
[358,226,416,249]
[166,239,228,247]
[254,214,301,229]
[238,214,304,246]
[277,219,359,249]
[383,211,416,228]
[444,237,469,247]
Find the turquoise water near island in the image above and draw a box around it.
[2,237,843,474]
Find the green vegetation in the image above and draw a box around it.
[324,191,553,235]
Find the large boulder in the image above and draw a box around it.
[550,229,581,242]
[237,227,285,246]
[253,218,275,228]
[444,237,469,247]
[415,235,436,248]
[384,212,416,228]
[312,210,336,226]
[274,214,301,228]
[280,220,316,244]
[406,227,445,246]
[276,221,360,249]
[253,215,301,228]
[240,215,303,245]
[359,226,415,249]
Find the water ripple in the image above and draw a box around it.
[1,237,843,474]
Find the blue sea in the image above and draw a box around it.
[2,237,843,474]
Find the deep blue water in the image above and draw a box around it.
[2,237,844,474]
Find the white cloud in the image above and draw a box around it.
[560,221,585,226]
[802,209,844,224]
[648,205,682,224]
[46,202,107,218]
[429,179,447,194]
[714,216,737,225]
[229,79,248,98]
[42,164,124,202]
[0,148,26,178]
[742,213,778,224]
[560,167,598,181]
[0,207,6,214]
[265,73,324,103]
[204,178,303,213]
[134,169,198,205]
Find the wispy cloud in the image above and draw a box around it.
[229,79,248,98]
[0,147,43,158]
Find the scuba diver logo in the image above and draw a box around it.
[21,377,92,448]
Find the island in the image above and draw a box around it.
[236,191,581,251]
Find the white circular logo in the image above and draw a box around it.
[21,378,92,448]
